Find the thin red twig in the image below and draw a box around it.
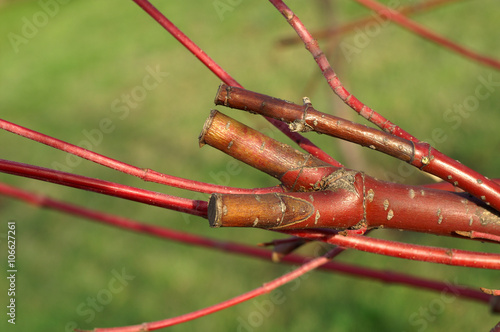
[81,249,339,331]
[268,0,417,142]
[131,0,238,87]
[286,230,500,269]
[131,0,342,167]
[455,231,500,243]
[278,0,464,46]
[0,119,281,195]
[0,159,207,216]
[353,0,500,70]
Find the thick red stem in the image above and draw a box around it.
[2,180,489,303]
[2,180,494,328]
[209,183,500,238]
[199,110,336,191]
[215,85,500,214]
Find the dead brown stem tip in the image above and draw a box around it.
[208,192,315,229]
[208,193,223,227]
[198,109,218,148]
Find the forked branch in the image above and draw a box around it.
[2,1,497,330]
[3,180,491,309]
[202,111,500,239]
[214,84,500,214]
[268,0,417,142]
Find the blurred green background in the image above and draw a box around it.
[0,0,499,331]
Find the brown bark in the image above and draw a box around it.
[214,84,417,162]
[199,110,337,191]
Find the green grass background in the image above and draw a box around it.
[0,0,499,331]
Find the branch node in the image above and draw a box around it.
[289,120,313,132]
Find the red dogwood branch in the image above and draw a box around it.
[0,119,281,195]
[214,85,500,214]
[201,109,500,240]
[199,110,334,192]
[209,187,500,238]
[0,159,207,216]
[481,288,500,296]
[287,230,500,269]
[197,110,500,268]
[7,114,495,269]
[279,0,462,46]
[2,180,490,307]
[268,0,417,142]
[131,0,239,87]
[268,0,500,214]
[81,249,339,332]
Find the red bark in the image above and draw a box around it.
[199,110,335,191]
[214,84,500,214]
[3,180,489,307]
[0,159,207,216]
[0,119,280,195]
[209,179,500,238]
[268,0,417,142]
[200,109,500,239]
